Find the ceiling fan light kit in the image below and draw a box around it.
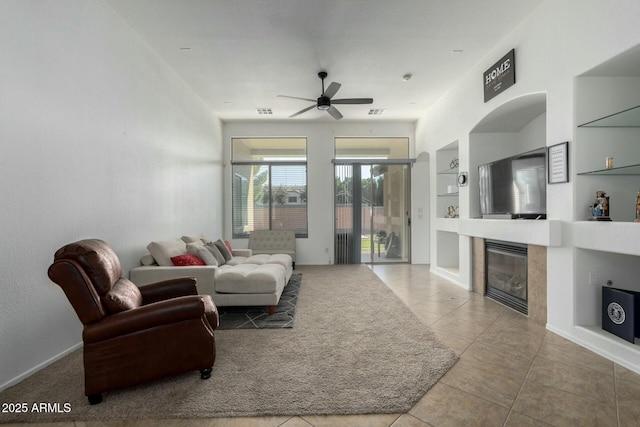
[278,71,374,120]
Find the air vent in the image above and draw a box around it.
[256,108,273,115]
[368,108,385,116]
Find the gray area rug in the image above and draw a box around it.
[217,273,301,329]
[0,265,457,423]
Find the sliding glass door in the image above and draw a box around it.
[335,162,410,264]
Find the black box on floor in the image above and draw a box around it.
[602,287,640,344]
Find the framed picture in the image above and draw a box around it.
[548,141,569,184]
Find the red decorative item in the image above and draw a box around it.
[171,254,205,266]
[224,240,233,253]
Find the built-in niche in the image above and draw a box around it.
[573,44,640,360]
[575,76,640,222]
[465,93,548,319]
[469,93,547,219]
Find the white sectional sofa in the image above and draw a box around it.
[129,235,293,314]
[248,230,296,269]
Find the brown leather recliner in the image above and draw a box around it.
[47,239,218,405]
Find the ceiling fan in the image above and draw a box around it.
[278,71,374,120]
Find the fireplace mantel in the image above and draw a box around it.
[459,219,562,247]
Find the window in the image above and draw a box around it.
[232,138,308,238]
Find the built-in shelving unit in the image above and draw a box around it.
[574,74,640,372]
[436,167,460,196]
[433,142,460,285]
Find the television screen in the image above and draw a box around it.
[479,148,546,219]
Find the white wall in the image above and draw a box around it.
[222,121,417,264]
[416,0,640,368]
[0,1,224,390]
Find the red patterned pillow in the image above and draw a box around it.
[224,240,233,253]
[171,254,205,266]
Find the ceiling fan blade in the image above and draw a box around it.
[327,105,343,120]
[278,95,316,102]
[323,82,341,99]
[331,98,374,105]
[289,104,316,118]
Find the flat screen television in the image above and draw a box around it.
[478,147,547,219]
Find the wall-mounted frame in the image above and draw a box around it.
[548,141,569,184]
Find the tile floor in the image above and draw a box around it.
[8,264,640,427]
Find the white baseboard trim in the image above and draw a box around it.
[0,342,82,392]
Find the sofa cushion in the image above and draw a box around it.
[147,239,187,266]
[171,254,206,266]
[205,243,226,265]
[187,242,218,266]
[226,256,248,266]
[140,254,156,266]
[181,234,214,245]
[215,263,285,294]
[241,253,292,270]
[102,278,143,314]
[214,239,233,262]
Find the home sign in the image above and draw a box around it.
[483,49,515,102]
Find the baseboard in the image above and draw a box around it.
[0,342,82,392]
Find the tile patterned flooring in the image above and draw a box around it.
[9,264,640,427]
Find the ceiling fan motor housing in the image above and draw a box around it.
[317,96,331,110]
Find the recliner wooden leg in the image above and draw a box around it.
[88,393,102,405]
[269,305,275,315]
[200,367,212,379]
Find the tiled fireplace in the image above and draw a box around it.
[472,237,547,325]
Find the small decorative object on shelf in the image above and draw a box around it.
[606,157,614,169]
[449,157,459,169]
[589,190,611,221]
[636,192,640,223]
[445,205,459,218]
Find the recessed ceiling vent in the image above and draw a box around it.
[256,108,273,115]
[368,108,385,116]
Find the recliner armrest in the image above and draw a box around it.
[83,296,206,344]
[139,277,198,304]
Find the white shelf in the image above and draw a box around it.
[573,221,640,256]
[435,218,459,233]
[458,219,562,247]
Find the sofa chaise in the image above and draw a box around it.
[129,235,293,314]
[248,230,296,269]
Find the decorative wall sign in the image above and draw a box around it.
[548,141,569,184]
[483,49,516,102]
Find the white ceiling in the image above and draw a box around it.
[105,0,543,122]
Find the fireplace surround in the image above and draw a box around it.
[472,237,547,325]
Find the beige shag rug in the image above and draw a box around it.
[0,265,457,423]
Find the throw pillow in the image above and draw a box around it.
[102,278,143,314]
[186,242,218,266]
[147,239,187,266]
[181,235,202,244]
[171,254,205,266]
[224,240,233,253]
[140,254,156,266]
[182,234,214,245]
[205,242,226,265]
[215,239,233,261]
